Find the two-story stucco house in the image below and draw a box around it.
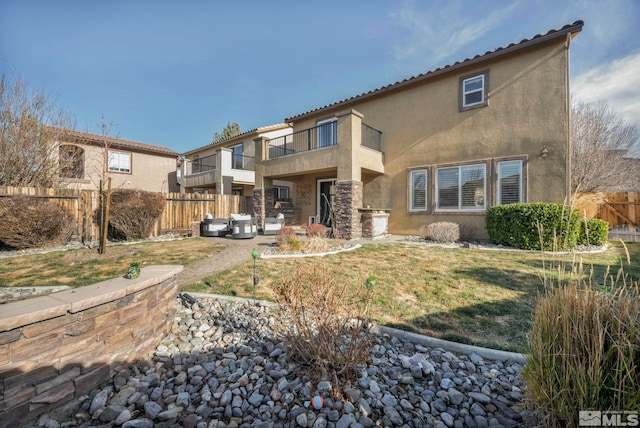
[52,127,179,193]
[179,124,293,197]
[252,20,584,241]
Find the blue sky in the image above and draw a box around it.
[1,0,638,154]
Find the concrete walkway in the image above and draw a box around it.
[176,233,406,288]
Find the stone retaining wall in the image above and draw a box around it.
[0,265,183,427]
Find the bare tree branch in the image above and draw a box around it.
[571,99,640,193]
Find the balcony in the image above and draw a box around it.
[267,121,382,159]
[182,150,256,190]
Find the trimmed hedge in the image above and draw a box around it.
[486,203,580,251]
[577,217,608,247]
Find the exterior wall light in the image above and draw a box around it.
[540,146,549,158]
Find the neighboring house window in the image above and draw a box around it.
[409,169,428,211]
[436,163,486,210]
[317,118,337,148]
[230,143,243,169]
[59,144,84,179]
[108,150,131,173]
[497,160,523,205]
[273,186,289,200]
[459,70,489,110]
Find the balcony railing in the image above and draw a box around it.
[362,124,382,152]
[268,121,338,159]
[191,153,216,174]
[232,154,255,171]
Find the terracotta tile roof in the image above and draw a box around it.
[285,20,584,123]
[183,123,290,155]
[46,126,178,157]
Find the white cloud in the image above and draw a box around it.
[572,51,640,132]
[389,1,519,67]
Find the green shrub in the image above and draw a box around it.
[425,222,460,243]
[95,190,165,240]
[577,218,608,247]
[486,203,580,251]
[523,282,640,426]
[0,195,73,249]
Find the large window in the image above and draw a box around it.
[409,169,428,211]
[436,164,486,210]
[230,143,243,169]
[497,160,523,204]
[108,150,131,173]
[317,118,337,148]
[460,70,489,110]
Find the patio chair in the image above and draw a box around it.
[263,213,285,235]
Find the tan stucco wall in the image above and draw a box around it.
[61,142,176,193]
[287,39,571,240]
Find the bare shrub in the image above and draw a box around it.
[303,236,330,254]
[426,222,460,243]
[418,224,429,240]
[0,195,73,249]
[98,190,165,240]
[306,223,328,238]
[275,226,296,247]
[272,264,375,386]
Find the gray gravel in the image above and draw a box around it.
[36,295,536,427]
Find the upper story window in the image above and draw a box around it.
[317,118,337,148]
[59,144,85,179]
[230,143,243,169]
[497,159,524,205]
[436,163,486,211]
[108,150,131,173]
[409,169,428,212]
[460,70,489,111]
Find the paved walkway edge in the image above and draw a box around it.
[185,292,527,364]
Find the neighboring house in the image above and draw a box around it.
[252,20,584,240]
[52,127,179,192]
[180,124,293,198]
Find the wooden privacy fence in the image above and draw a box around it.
[574,192,639,230]
[0,186,251,242]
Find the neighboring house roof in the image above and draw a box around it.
[47,126,178,157]
[182,123,290,156]
[285,20,584,123]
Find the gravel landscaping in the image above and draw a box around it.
[36,295,535,428]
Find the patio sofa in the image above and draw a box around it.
[200,215,231,237]
[263,213,285,235]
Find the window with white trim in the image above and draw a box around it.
[273,186,290,200]
[459,70,489,110]
[497,160,523,205]
[108,150,131,173]
[436,164,486,210]
[409,169,428,211]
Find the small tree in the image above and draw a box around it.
[212,121,242,143]
[571,99,639,193]
[0,69,76,188]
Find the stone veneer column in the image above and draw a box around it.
[334,180,363,240]
[252,188,265,228]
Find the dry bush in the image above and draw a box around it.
[572,192,606,219]
[303,236,330,254]
[0,195,73,249]
[418,224,429,240]
[426,221,460,243]
[272,264,375,386]
[98,190,165,240]
[306,223,328,238]
[275,226,296,246]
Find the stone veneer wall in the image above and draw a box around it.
[334,180,363,240]
[252,188,265,229]
[0,265,183,427]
